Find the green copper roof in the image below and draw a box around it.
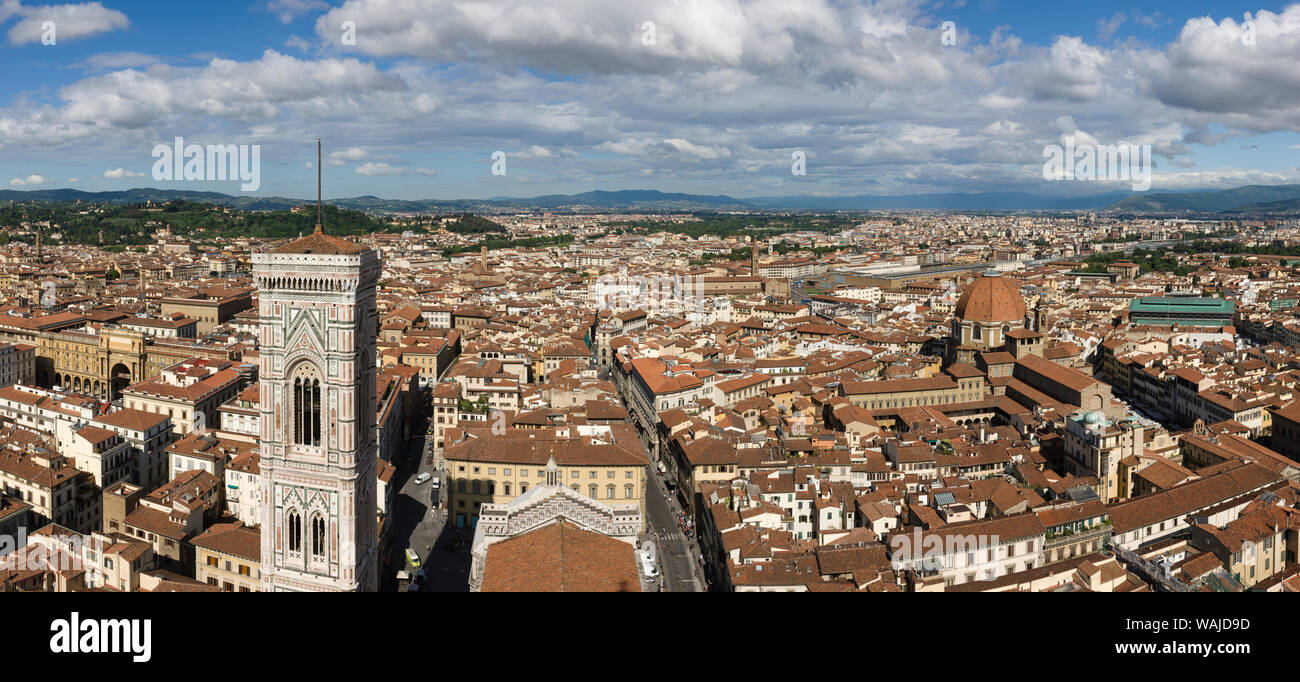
[1129,297,1235,316]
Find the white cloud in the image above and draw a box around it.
[327,146,368,166]
[597,137,731,163]
[511,145,577,160]
[0,2,1290,197]
[77,51,161,70]
[284,34,311,51]
[0,49,407,148]
[315,0,977,88]
[265,0,328,24]
[6,1,129,46]
[1016,36,1110,102]
[354,162,435,176]
[1097,13,1126,41]
[1145,7,1300,133]
[103,167,145,179]
[9,174,49,186]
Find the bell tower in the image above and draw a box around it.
[253,140,380,591]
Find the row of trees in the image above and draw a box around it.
[0,200,400,246]
[440,233,575,257]
[1079,239,1300,276]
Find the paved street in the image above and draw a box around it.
[380,415,472,592]
[643,463,705,592]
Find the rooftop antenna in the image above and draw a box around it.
[315,138,324,235]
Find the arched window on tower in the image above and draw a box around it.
[287,510,302,553]
[291,364,323,447]
[310,514,326,558]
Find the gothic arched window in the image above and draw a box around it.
[287,510,302,553]
[291,364,323,447]
[310,514,326,558]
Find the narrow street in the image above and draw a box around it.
[380,405,471,592]
[643,463,705,592]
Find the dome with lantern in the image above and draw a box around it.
[948,271,1029,364]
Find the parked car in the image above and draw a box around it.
[414,472,432,485]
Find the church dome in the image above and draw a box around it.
[954,271,1026,323]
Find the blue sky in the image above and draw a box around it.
[0,0,1297,200]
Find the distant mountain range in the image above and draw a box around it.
[1110,185,1300,214]
[3,184,1300,214]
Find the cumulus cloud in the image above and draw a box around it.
[5,1,129,45]
[512,145,553,160]
[1144,7,1300,133]
[327,146,367,166]
[597,137,732,163]
[354,162,436,176]
[511,145,579,160]
[103,167,145,178]
[314,0,984,89]
[9,174,49,185]
[0,49,407,148]
[284,34,311,51]
[0,1,1293,196]
[1017,36,1110,101]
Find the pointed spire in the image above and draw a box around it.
[314,138,324,235]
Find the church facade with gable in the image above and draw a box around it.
[468,456,643,592]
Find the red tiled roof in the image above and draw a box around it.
[480,520,640,592]
[955,272,1026,323]
[270,227,368,255]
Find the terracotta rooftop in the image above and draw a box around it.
[955,271,1027,324]
[479,520,641,592]
[270,226,369,256]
